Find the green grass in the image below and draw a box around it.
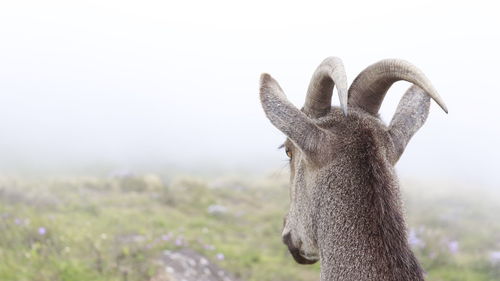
[0,174,498,281]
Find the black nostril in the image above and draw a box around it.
[282,232,292,245]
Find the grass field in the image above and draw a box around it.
[0,173,499,281]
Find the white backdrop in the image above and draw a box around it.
[0,0,498,185]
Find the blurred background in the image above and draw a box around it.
[0,1,499,281]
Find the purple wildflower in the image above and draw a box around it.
[490,251,500,263]
[447,240,459,254]
[204,244,215,251]
[175,237,184,246]
[38,227,46,236]
[408,229,425,248]
[216,253,225,261]
[14,218,22,225]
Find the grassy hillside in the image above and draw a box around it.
[0,174,498,281]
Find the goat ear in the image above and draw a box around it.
[260,73,326,155]
[388,85,431,164]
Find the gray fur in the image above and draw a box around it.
[259,59,445,281]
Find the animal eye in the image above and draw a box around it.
[285,147,292,158]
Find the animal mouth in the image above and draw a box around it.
[288,247,319,264]
[282,233,319,265]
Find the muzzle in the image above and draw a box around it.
[282,232,318,265]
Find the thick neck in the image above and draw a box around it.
[314,177,424,281]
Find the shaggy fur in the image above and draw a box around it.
[259,61,443,281]
[311,107,424,280]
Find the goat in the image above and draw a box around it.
[259,57,447,281]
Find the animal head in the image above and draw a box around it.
[259,57,447,265]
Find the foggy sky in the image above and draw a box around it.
[0,0,499,185]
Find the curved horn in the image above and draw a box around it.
[303,57,349,118]
[348,59,448,115]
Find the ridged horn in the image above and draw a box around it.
[348,59,448,115]
[303,57,349,118]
